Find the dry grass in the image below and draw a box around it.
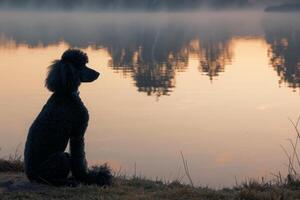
[0,146,24,172]
[277,116,300,188]
[1,172,300,200]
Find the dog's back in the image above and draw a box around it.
[24,92,88,180]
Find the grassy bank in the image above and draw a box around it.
[0,155,300,199]
[1,170,300,200]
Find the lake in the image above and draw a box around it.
[0,10,300,187]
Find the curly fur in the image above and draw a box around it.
[24,49,112,186]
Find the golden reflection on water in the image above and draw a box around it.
[0,37,300,187]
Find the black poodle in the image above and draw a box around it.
[24,49,112,186]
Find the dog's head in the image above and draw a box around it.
[45,49,100,93]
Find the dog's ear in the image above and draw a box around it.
[45,60,81,93]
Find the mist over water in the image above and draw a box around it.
[0,0,297,12]
[0,0,274,11]
[0,11,264,96]
[1,10,300,187]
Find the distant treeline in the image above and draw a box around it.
[265,3,300,12]
[0,0,250,10]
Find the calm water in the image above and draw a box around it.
[0,11,300,187]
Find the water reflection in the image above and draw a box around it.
[105,24,237,96]
[196,37,233,80]
[106,26,190,96]
[1,11,299,95]
[0,11,260,96]
[264,13,300,91]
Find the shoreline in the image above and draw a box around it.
[1,171,300,199]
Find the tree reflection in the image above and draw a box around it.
[105,22,233,96]
[0,12,241,96]
[264,14,300,90]
[197,35,233,80]
[106,25,191,96]
[109,46,181,96]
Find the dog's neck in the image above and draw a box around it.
[54,90,80,97]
